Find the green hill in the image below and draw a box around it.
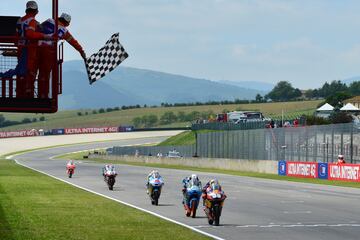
[0,100,321,131]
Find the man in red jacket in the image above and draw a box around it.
[16,1,47,98]
[37,13,86,98]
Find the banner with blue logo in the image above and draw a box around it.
[278,161,287,176]
[318,163,328,179]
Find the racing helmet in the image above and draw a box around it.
[338,154,344,159]
[60,13,71,24]
[153,170,160,178]
[26,1,38,10]
[191,174,199,185]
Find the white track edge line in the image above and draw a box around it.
[13,158,225,240]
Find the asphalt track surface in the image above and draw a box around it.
[11,137,360,240]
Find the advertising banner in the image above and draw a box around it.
[328,163,360,182]
[318,163,328,179]
[278,161,287,176]
[64,127,118,135]
[51,129,65,135]
[0,129,39,138]
[119,126,134,132]
[286,162,318,178]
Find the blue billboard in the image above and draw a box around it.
[278,161,287,176]
[318,163,328,179]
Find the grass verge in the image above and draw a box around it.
[0,159,210,240]
[157,130,217,146]
[58,151,360,189]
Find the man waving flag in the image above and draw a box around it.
[85,33,128,84]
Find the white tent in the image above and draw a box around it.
[340,103,360,111]
[317,103,334,111]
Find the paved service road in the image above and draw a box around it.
[13,137,360,240]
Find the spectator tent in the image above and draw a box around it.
[340,103,360,112]
[316,103,334,118]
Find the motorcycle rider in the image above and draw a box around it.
[146,170,163,194]
[102,164,117,180]
[202,179,225,204]
[182,174,202,204]
[66,160,76,171]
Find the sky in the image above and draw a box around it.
[3,0,360,89]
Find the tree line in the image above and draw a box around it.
[262,80,360,107]
[0,115,46,128]
[132,111,215,128]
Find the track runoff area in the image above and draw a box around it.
[9,137,360,240]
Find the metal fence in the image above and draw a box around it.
[191,121,266,131]
[196,123,360,163]
[110,123,360,163]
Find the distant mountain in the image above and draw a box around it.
[219,80,274,92]
[342,76,360,85]
[59,61,268,109]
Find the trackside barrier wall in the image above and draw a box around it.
[112,145,196,158]
[109,123,360,163]
[0,125,134,138]
[278,161,360,182]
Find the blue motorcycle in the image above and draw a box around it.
[148,177,164,206]
[183,180,202,218]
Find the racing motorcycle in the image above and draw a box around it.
[183,179,202,218]
[203,183,226,226]
[103,166,117,190]
[148,176,164,206]
[66,162,76,178]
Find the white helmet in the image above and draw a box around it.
[152,170,160,178]
[26,1,38,10]
[60,13,71,24]
[191,174,199,185]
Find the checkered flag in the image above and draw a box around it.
[85,33,128,84]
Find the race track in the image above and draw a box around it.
[11,136,360,240]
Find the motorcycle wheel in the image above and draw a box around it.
[214,205,220,226]
[109,185,113,190]
[191,203,197,218]
[68,173,72,178]
[208,219,214,225]
[153,191,159,206]
[186,208,191,217]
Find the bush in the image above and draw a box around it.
[160,111,177,125]
[99,108,105,113]
[305,115,331,125]
[132,117,142,128]
[92,110,98,114]
[77,112,82,116]
[21,118,32,124]
[39,116,45,121]
[142,115,158,127]
[329,112,353,124]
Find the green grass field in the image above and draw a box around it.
[0,159,210,240]
[0,100,321,131]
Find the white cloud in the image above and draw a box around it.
[232,44,257,58]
